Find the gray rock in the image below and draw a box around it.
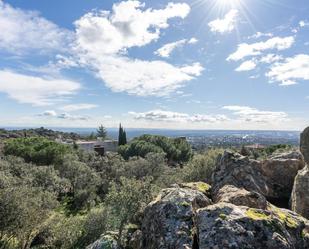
[261,152,304,199]
[212,151,304,206]
[128,230,142,249]
[86,234,120,249]
[141,186,212,249]
[271,151,304,161]
[301,127,309,164]
[291,166,309,219]
[214,185,267,209]
[212,151,267,197]
[197,202,309,249]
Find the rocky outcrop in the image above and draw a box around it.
[141,186,212,249]
[271,151,304,161]
[214,185,267,209]
[178,182,211,197]
[261,152,304,200]
[197,202,309,249]
[86,233,120,249]
[140,184,309,249]
[88,136,309,249]
[212,151,304,207]
[127,230,142,249]
[300,127,309,164]
[138,149,308,248]
[291,166,309,219]
[291,126,309,219]
[211,151,267,197]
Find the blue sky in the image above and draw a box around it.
[0,0,308,130]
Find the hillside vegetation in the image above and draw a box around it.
[0,133,294,249]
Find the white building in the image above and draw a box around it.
[76,140,118,153]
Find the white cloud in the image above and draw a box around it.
[0,70,81,106]
[208,9,239,34]
[38,110,90,120]
[248,32,273,39]
[129,106,289,125]
[94,56,203,96]
[73,1,203,97]
[74,0,190,56]
[299,20,309,27]
[155,37,198,58]
[155,39,187,58]
[266,54,309,86]
[60,103,98,112]
[235,60,256,72]
[260,54,283,64]
[57,113,90,121]
[188,37,198,44]
[0,1,72,54]
[227,36,295,61]
[223,105,288,123]
[129,109,228,123]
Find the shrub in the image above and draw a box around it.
[3,137,71,165]
[118,135,192,164]
[180,149,224,184]
[0,187,58,248]
[105,177,154,246]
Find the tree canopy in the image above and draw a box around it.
[96,125,107,140]
[3,137,71,165]
[0,130,227,249]
[118,124,127,146]
[118,134,193,164]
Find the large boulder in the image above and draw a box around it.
[197,202,309,249]
[139,184,309,249]
[271,151,304,161]
[127,230,142,249]
[141,186,212,249]
[291,166,309,219]
[86,233,120,249]
[300,127,309,164]
[214,185,267,209]
[212,151,304,207]
[261,152,304,200]
[212,151,268,197]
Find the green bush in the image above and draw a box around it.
[0,187,58,248]
[105,177,154,246]
[180,149,224,184]
[35,207,108,249]
[3,137,71,165]
[118,135,192,164]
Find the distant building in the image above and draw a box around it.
[102,140,118,152]
[75,139,118,154]
[245,144,266,149]
[94,145,105,156]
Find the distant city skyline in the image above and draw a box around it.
[0,0,308,130]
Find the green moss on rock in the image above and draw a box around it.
[246,208,271,220]
[269,206,299,229]
[179,201,191,207]
[181,182,211,194]
[219,213,227,220]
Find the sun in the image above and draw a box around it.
[217,0,243,7]
[192,0,246,12]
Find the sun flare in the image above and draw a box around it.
[217,0,243,7]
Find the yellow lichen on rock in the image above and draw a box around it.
[246,208,271,220]
[181,182,211,194]
[269,205,299,229]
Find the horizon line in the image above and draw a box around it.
[1,125,302,132]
